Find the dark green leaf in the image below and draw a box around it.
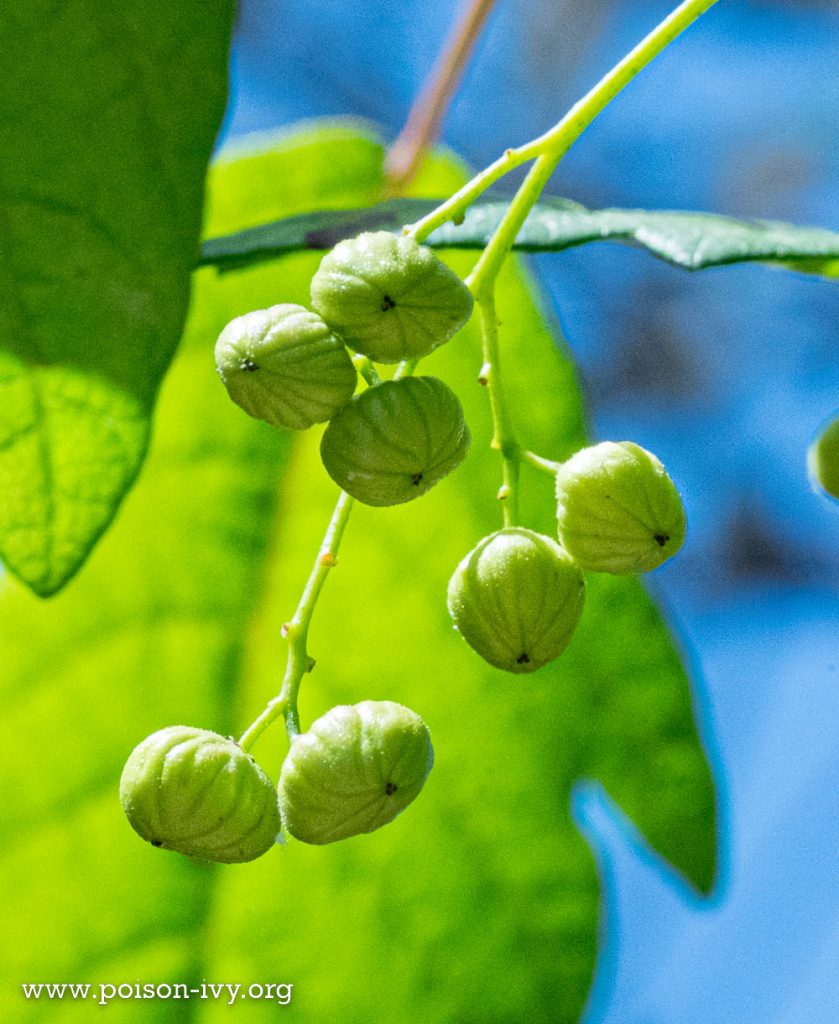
[0,1,235,596]
[0,124,715,1024]
[201,194,839,279]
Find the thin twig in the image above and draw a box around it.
[406,0,721,242]
[384,0,497,194]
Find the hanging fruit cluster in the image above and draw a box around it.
[120,230,687,863]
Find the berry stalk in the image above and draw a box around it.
[405,0,721,244]
[238,488,355,751]
[476,293,520,527]
[449,0,720,531]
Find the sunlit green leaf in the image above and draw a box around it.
[0,1,235,596]
[0,123,715,1024]
[202,195,839,280]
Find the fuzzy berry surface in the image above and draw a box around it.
[120,726,281,863]
[310,231,474,364]
[278,701,434,845]
[448,527,585,673]
[320,375,470,506]
[215,303,357,430]
[555,441,687,574]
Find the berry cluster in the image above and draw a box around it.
[120,232,468,862]
[121,704,432,862]
[448,441,686,672]
[120,230,687,863]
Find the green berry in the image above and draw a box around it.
[320,376,470,506]
[120,726,280,864]
[447,527,585,673]
[310,231,474,363]
[278,701,434,845]
[808,413,839,500]
[215,303,356,430]
[555,441,687,574]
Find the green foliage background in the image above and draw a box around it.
[0,124,715,1023]
[0,0,234,596]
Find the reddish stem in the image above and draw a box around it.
[384,0,497,194]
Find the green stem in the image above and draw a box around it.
[238,489,355,751]
[520,450,562,475]
[454,0,719,525]
[526,0,721,161]
[406,0,720,244]
[405,146,531,242]
[466,152,559,298]
[241,0,722,751]
[477,294,520,527]
[395,357,421,380]
[237,354,427,754]
[352,354,380,387]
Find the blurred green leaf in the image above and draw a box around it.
[0,123,715,1024]
[202,195,839,280]
[0,2,235,596]
[785,255,839,279]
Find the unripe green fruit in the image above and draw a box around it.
[310,231,474,363]
[320,376,470,506]
[447,527,585,673]
[215,303,356,430]
[808,413,839,500]
[278,701,434,845]
[555,441,687,574]
[120,726,280,864]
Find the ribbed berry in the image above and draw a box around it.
[310,231,473,363]
[320,376,470,506]
[120,726,280,863]
[215,303,356,429]
[447,527,585,673]
[278,701,434,845]
[555,441,687,573]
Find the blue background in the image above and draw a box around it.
[223,2,839,1020]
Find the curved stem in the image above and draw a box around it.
[242,0,722,753]
[237,355,427,755]
[466,151,559,299]
[395,356,421,380]
[238,489,355,752]
[523,0,721,162]
[454,0,719,523]
[405,146,532,243]
[520,450,562,475]
[405,0,720,244]
[352,354,380,387]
